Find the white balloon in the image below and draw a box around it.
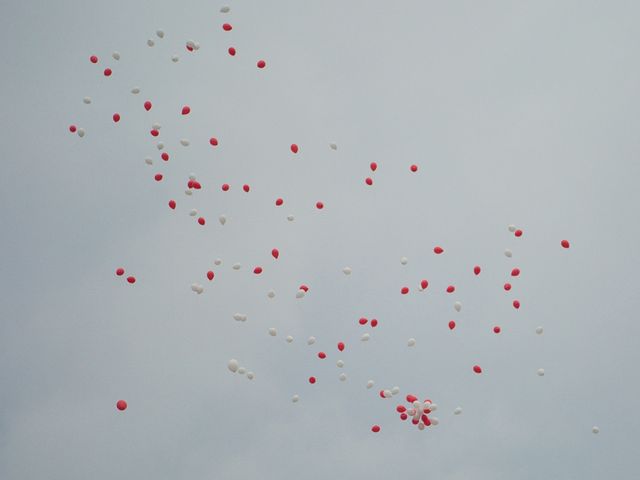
[391,386,400,395]
[147,39,155,47]
[156,142,165,150]
[83,96,91,104]
[329,143,337,150]
[153,123,162,130]
[285,335,294,343]
[112,51,120,60]
[339,373,347,382]
[287,214,295,222]
[592,426,600,434]
[536,326,544,335]
[237,367,246,375]
[431,417,440,426]
[220,5,230,13]
[189,209,198,217]
[366,380,374,389]
[504,249,513,258]
[268,328,277,337]
[407,338,416,347]
[296,289,305,299]
[407,409,416,416]
[342,267,352,275]
[190,283,199,292]
[454,301,462,312]
[144,157,153,165]
[246,372,255,380]
[413,400,421,408]
[227,359,239,373]
[454,407,462,415]
[267,290,275,299]
[196,286,204,294]
[508,224,516,232]
[418,423,425,431]
[400,256,408,265]
[180,139,190,147]
[292,394,300,403]
[131,87,141,94]
[336,360,344,368]
[233,313,247,322]
[186,40,196,49]
[537,368,545,376]
[214,258,222,266]
[171,55,179,63]
[307,336,316,345]
[77,128,85,137]
[184,190,193,196]
[383,390,392,398]
[429,403,438,411]
[232,263,241,270]
[361,333,370,342]
[193,42,200,50]
[156,29,165,38]
[219,215,227,225]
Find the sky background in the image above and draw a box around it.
[1,1,639,479]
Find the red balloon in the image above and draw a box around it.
[513,300,520,309]
[198,217,205,226]
[103,68,112,77]
[188,180,195,189]
[400,413,408,421]
[150,129,159,137]
[193,181,202,190]
[317,352,326,359]
[271,248,279,259]
[474,265,481,275]
[406,394,417,403]
[396,405,407,413]
[514,229,523,237]
[154,173,163,181]
[433,246,444,254]
[181,106,191,115]
[243,184,250,193]
[308,376,316,384]
[168,199,176,209]
[90,55,98,64]
[379,390,386,399]
[337,342,345,352]
[144,101,152,111]
[370,162,378,171]
[253,266,263,274]
[275,197,283,206]
[420,279,429,289]
[116,267,125,276]
[365,177,373,186]
[493,326,501,334]
[448,320,456,330]
[221,183,230,191]
[316,201,324,209]
[69,125,77,133]
[161,152,169,161]
[371,425,381,433]
[126,276,136,284]
[370,319,378,327]
[401,287,409,295]
[209,137,218,146]
[228,47,236,56]
[504,283,512,291]
[112,113,121,123]
[561,239,570,249]
[290,144,299,154]
[299,284,309,292]
[446,285,455,293]
[207,271,214,281]
[116,400,127,411]
[222,23,232,31]
[473,365,482,374]
[358,317,368,325]
[257,60,266,69]
[511,268,520,277]
[410,164,418,172]
[186,44,194,52]
[423,416,431,426]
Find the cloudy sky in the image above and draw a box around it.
[1,1,639,479]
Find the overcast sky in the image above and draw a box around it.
[1,1,639,479]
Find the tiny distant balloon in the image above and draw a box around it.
[370,319,378,327]
[434,246,444,254]
[473,365,482,374]
[228,359,239,373]
[493,326,501,334]
[366,380,374,389]
[181,105,191,115]
[257,59,266,69]
[515,229,523,237]
[536,327,544,335]
[144,101,152,111]
[448,321,456,330]
[222,23,232,31]
[561,239,570,249]
[90,55,98,63]
[337,342,345,352]
[454,407,462,415]
[410,164,418,172]
[126,276,136,284]
[116,400,127,411]
[537,368,545,376]
[474,265,481,275]
[228,46,236,56]
[407,338,416,347]
[446,285,455,293]
[103,68,112,76]
[116,268,125,276]
[504,249,513,258]
[511,268,521,277]
[371,425,381,433]
[401,287,409,295]
[308,376,316,384]
[454,301,462,312]
[513,300,520,309]
[290,144,299,154]
[292,394,299,403]
[207,271,214,281]
[316,201,324,209]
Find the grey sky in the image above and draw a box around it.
[1,1,639,479]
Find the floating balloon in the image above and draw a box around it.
[446,285,455,293]
[336,360,344,368]
[366,380,374,389]
[228,47,236,56]
[359,317,368,325]
[473,365,482,374]
[370,319,378,327]
[275,197,283,206]
[267,290,275,299]
[257,60,266,69]
[271,248,279,259]
[308,376,316,384]
[434,246,444,254]
[537,368,545,376]
[474,265,481,275]
[209,137,219,146]
[290,144,299,154]
[144,101,152,111]
[232,263,241,270]
[400,257,408,265]
[243,184,250,192]
[536,327,544,335]
[90,55,98,64]
[342,267,352,275]
[180,139,190,146]
[181,105,191,115]
[307,337,316,345]
[131,87,141,94]
[168,199,177,210]
[365,177,373,186]
[222,23,232,31]
[316,201,324,209]
[508,224,516,232]
[69,125,77,133]
[410,164,418,172]
[103,68,112,76]
[156,30,165,38]
[207,271,214,281]
[220,6,230,13]
[77,128,85,137]
[420,279,429,290]
[161,152,169,161]
[228,359,239,373]
[126,276,136,284]
[147,39,155,47]
[222,183,230,191]
[337,342,345,352]
[361,333,370,341]
[197,217,205,225]
[154,173,163,182]
[504,249,513,258]
[515,229,523,237]
[83,97,91,104]
[253,266,263,274]
[448,321,456,330]
[407,338,416,347]
[339,373,347,381]
[493,326,501,334]
[454,301,462,312]
[286,336,294,343]
[401,287,409,295]
[318,352,326,359]
[116,267,125,276]
[454,407,462,415]
[561,239,570,249]
[112,51,120,60]
[511,268,521,277]
[370,162,378,171]
[513,300,520,309]
[116,400,127,411]
[112,113,120,123]
[371,425,381,433]
[504,283,512,291]
[592,426,600,434]
[246,372,255,380]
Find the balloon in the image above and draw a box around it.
[246,372,255,380]
[90,55,98,63]
[511,268,520,277]
[290,144,299,153]
[271,248,279,259]
[420,279,429,289]
[410,164,418,172]
[448,321,456,330]
[493,326,501,334]
[299,285,309,292]
[220,6,230,13]
[316,201,324,209]
[103,68,112,76]
[515,229,523,237]
[446,285,455,293]
[150,129,160,137]
[370,319,378,327]
[371,425,381,433]
[513,300,520,309]
[504,283,512,291]
[286,336,294,343]
[156,142,164,150]
[144,101,152,111]
[83,97,92,104]
[401,287,409,295]
[307,337,316,345]
[504,249,513,258]
[292,394,299,403]
[253,266,263,274]
[296,290,305,298]
[227,359,239,372]
[474,265,481,275]
[337,342,345,352]
[454,301,462,312]
[434,246,444,254]
[206,271,214,281]
[197,217,205,225]
[287,215,295,221]
[361,333,370,341]
[430,417,439,426]
[131,87,141,94]
[116,400,127,411]
[473,365,482,374]
[180,139,190,146]
[112,51,120,60]
[214,259,222,266]
[308,376,316,384]
[228,47,236,56]
[407,338,416,347]
[359,317,368,325]
[400,413,408,420]
[454,407,462,415]
[181,106,191,115]
[126,276,136,284]
[383,390,392,398]
[537,368,545,376]
[257,60,266,68]
[147,39,155,47]
[209,137,219,146]
[536,327,544,335]
[243,184,250,192]
[222,183,230,191]
[339,373,347,381]
[160,152,168,162]
[232,263,241,270]
[329,143,338,150]
[342,267,352,275]
[561,239,570,248]
[400,257,408,265]
[275,198,284,206]
[318,352,326,359]
[592,426,600,434]
[156,30,165,38]
[336,360,344,368]
[366,380,374,389]
[370,162,378,171]
[267,290,275,299]
[233,313,247,322]
[222,23,232,31]
[69,125,77,133]
[237,367,246,375]
[116,268,125,276]
[112,113,120,123]
[406,394,417,403]
[365,177,373,186]
[508,224,516,232]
